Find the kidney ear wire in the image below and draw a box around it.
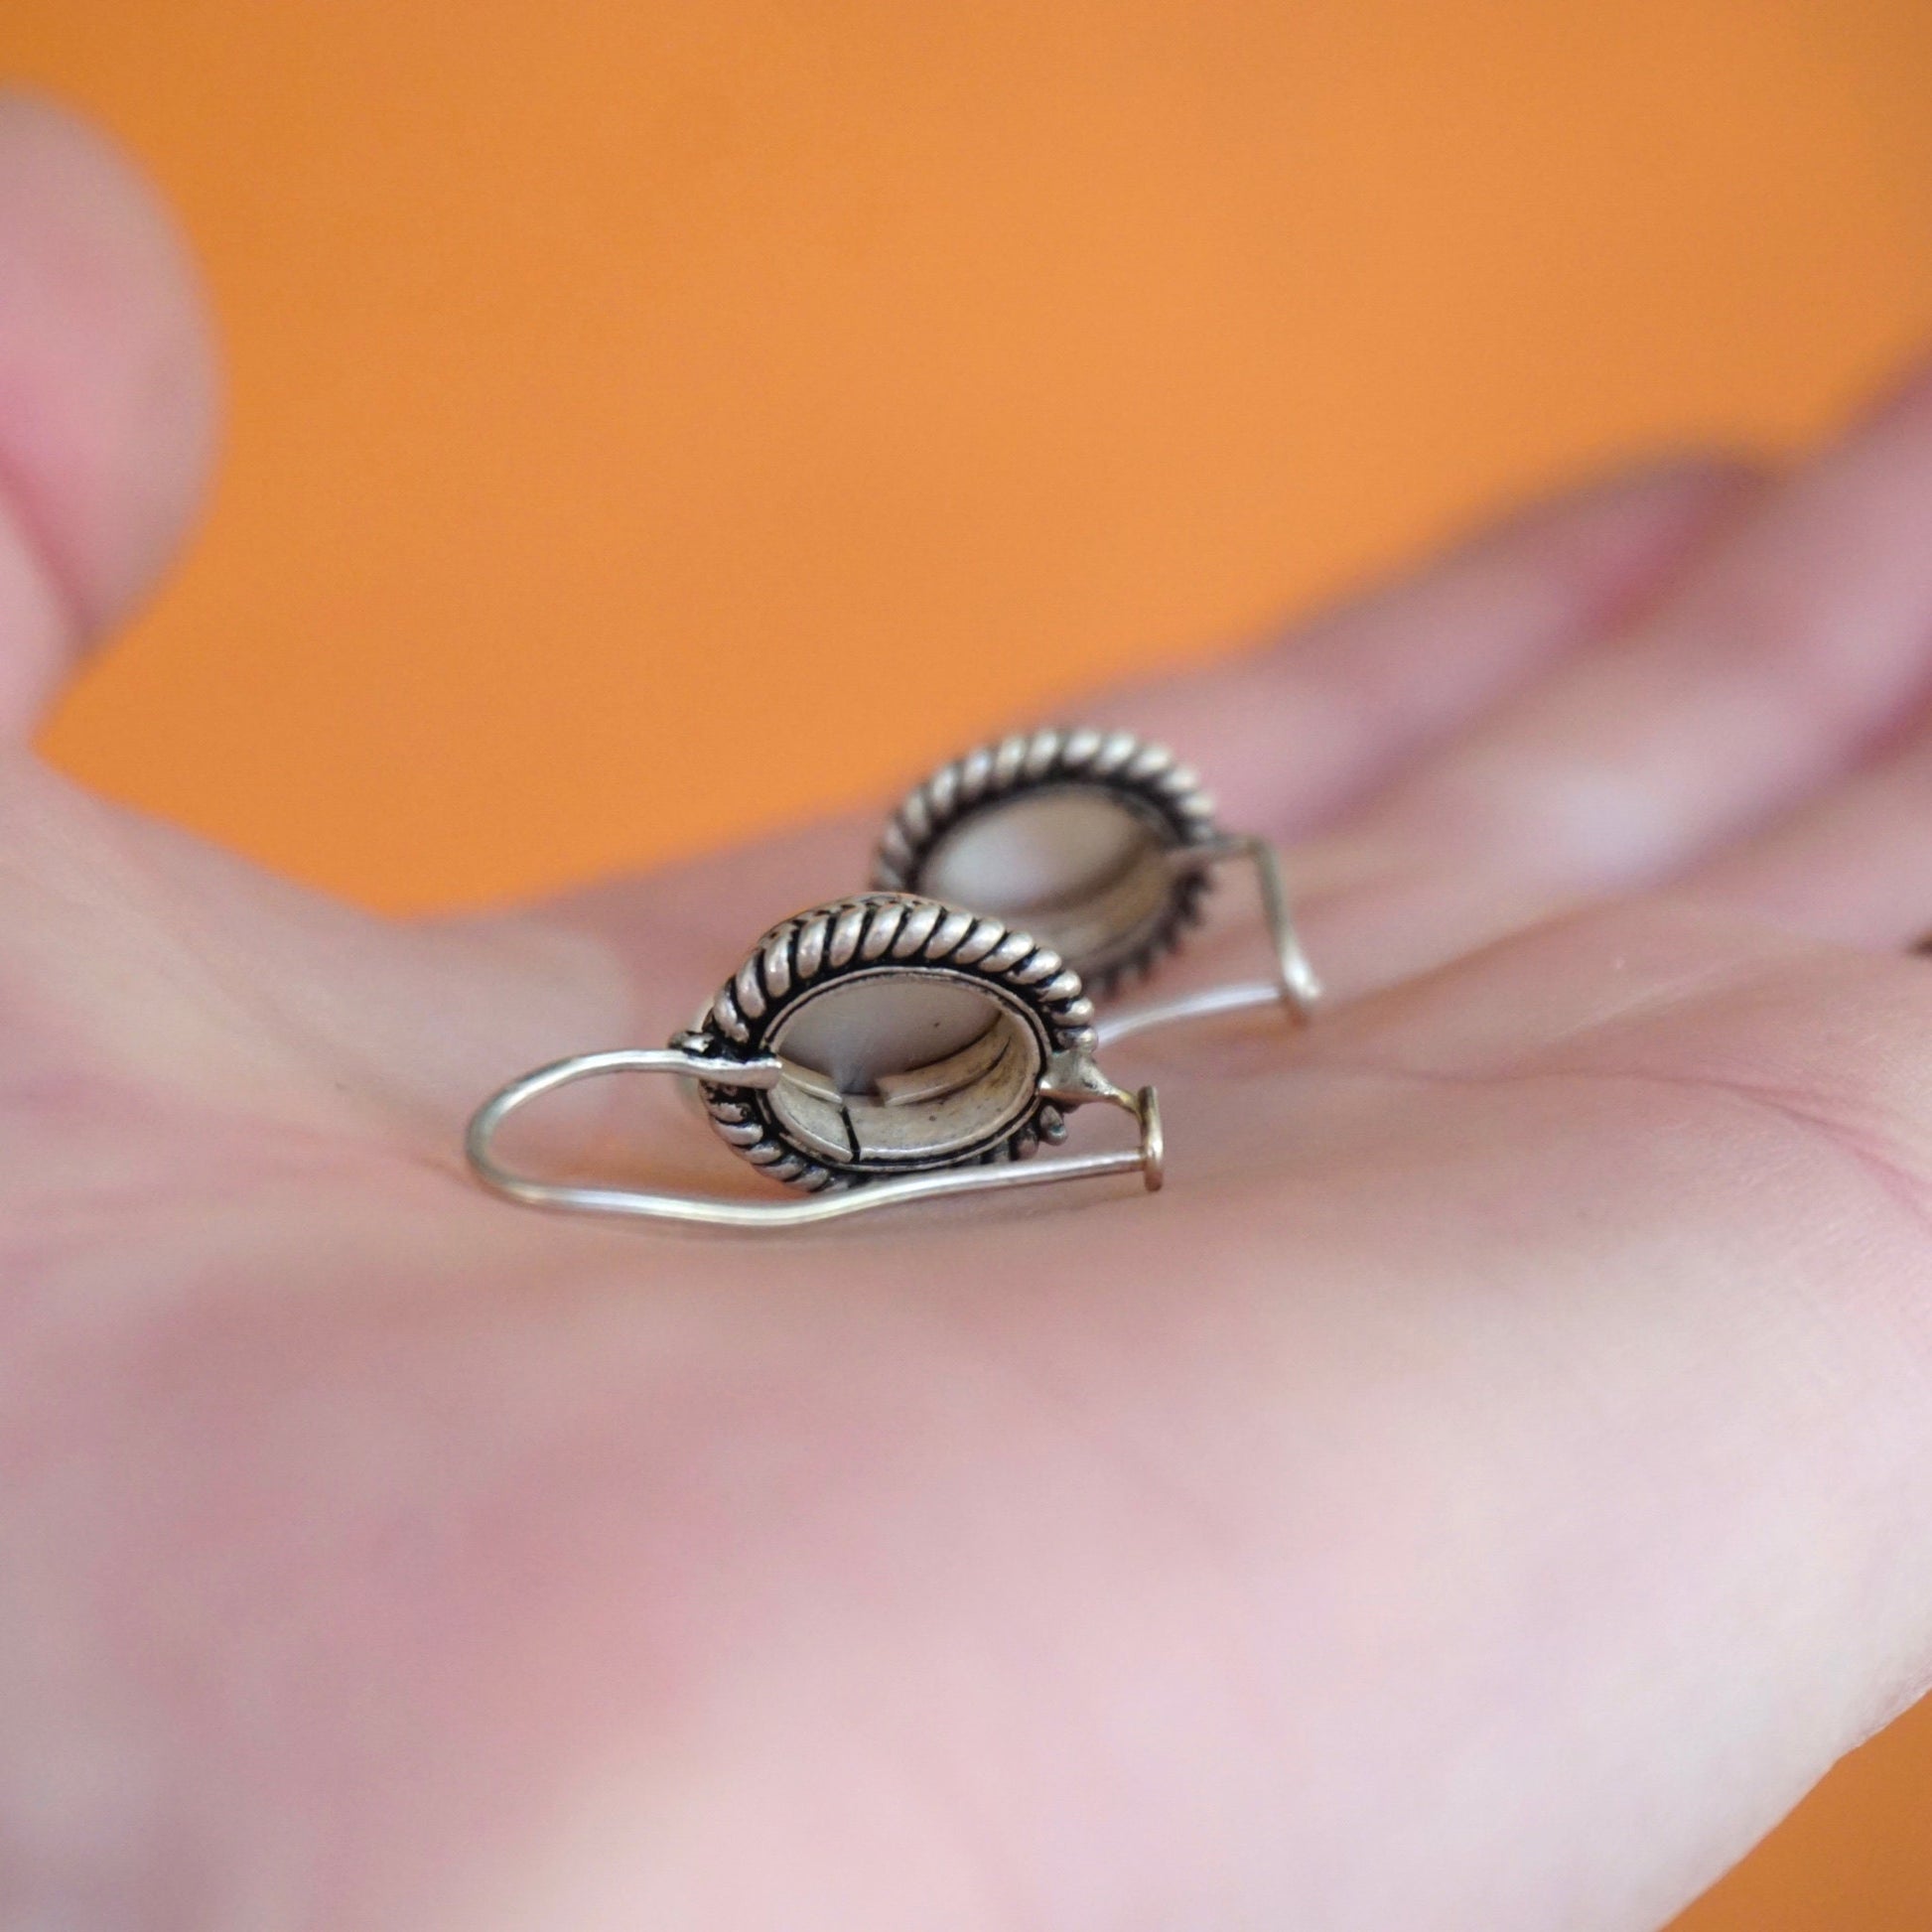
[1097,830,1321,1048]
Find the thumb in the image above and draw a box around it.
[0,91,216,736]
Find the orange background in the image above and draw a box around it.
[10,1,1932,1920]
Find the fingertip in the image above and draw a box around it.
[0,89,218,700]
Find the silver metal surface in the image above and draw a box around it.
[874,726,1220,992]
[688,891,1114,1189]
[465,894,1163,1230]
[1098,832,1323,1041]
[1097,978,1290,1049]
[466,727,1321,1231]
[876,728,1322,1035]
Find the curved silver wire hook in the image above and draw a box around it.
[1098,834,1323,1049]
[466,1045,1163,1230]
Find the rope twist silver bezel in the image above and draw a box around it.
[687,891,1095,1190]
[871,727,1221,993]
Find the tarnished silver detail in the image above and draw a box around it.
[465,726,1318,1230]
[465,891,1160,1230]
[875,727,1219,993]
[874,727,1322,1029]
[686,892,1101,1190]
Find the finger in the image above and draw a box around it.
[0,92,215,736]
[1317,355,1932,917]
[1681,707,1932,949]
[46,452,1756,1126]
[1101,454,1760,832]
[509,458,1757,1010]
[0,103,617,1135]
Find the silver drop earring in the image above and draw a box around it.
[467,893,1161,1229]
[465,727,1317,1230]
[873,726,1321,1046]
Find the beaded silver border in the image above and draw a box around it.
[677,892,1097,1191]
[871,727,1222,993]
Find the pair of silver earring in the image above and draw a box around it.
[467,727,1321,1228]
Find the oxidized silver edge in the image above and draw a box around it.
[870,726,1222,993]
[678,892,1094,1192]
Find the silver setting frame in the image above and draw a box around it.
[874,726,1322,1031]
[875,727,1218,992]
[691,892,1102,1189]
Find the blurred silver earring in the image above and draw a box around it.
[873,726,1320,1047]
[467,893,1161,1229]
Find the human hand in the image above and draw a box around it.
[8,96,1932,1931]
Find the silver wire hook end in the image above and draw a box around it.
[464,1046,1162,1230]
[1102,835,1323,1048]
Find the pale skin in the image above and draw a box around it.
[7,93,1932,1932]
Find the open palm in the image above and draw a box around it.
[9,98,1932,1931]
